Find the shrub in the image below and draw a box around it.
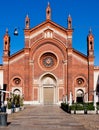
[84,102,95,110]
[70,103,83,110]
[7,98,12,109]
[61,102,95,111]
[61,103,71,113]
[14,95,20,107]
[20,96,24,106]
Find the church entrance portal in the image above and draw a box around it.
[43,87,54,105]
[40,74,57,105]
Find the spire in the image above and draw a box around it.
[87,28,94,56]
[4,28,9,37]
[3,28,10,56]
[6,28,8,34]
[67,14,72,29]
[46,2,51,20]
[89,27,92,35]
[88,28,94,38]
[48,1,50,6]
[25,14,30,29]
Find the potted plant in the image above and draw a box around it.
[20,96,24,110]
[6,97,12,114]
[14,95,20,112]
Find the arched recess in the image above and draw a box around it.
[39,73,58,105]
[13,89,21,95]
[10,76,24,96]
[30,38,67,60]
[73,75,88,102]
[76,89,84,103]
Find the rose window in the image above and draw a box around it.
[43,56,54,67]
[40,52,57,69]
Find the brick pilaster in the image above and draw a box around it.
[67,48,72,101]
[88,57,94,101]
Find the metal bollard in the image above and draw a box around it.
[0,113,7,126]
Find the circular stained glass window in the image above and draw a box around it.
[13,78,21,85]
[77,78,84,85]
[40,52,57,69]
[43,56,54,67]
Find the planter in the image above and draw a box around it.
[6,109,12,114]
[15,107,20,112]
[88,110,96,114]
[20,106,24,111]
[84,109,87,114]
[71,110,84,114]
[71,110,96,114]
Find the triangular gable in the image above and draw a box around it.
[73,49,88,64]
[24,20,73,47]
[9,49,24,64]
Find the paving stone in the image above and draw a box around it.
[0,106,88,130]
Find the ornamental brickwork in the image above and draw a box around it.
[2,4,94,104]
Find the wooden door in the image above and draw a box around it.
[43,87,54,105]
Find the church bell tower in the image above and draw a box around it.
[87,29,94,101]
[87,29,94,57]
[3,29,10,57]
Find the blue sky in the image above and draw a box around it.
[0,0,99,65]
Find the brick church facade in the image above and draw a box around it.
[2,4,94,105]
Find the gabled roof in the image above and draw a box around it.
[29,20,72,33]
[9,49,24,59]
[72,49,88,64]
[24,19,73,37]
[73,49,87,59]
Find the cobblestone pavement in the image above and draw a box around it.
[72,114,99,130]
[0,105,87,130]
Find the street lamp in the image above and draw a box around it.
[13,28,18,36]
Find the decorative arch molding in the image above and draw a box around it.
[76,89,84,103]
[73,74,88,102]
[39,72,58,85]
[76,89,84,97]
[38,51,58,71]
[10,75,24,87]
[38,72,58,104]
[12,87,22,96]
[30,38,67,60]
[72,74,88,87]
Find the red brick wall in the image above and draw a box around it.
[3,22,94,103]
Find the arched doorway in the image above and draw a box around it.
[76,89,84,103]
[13,89,21,95]
[39,73,57,105]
